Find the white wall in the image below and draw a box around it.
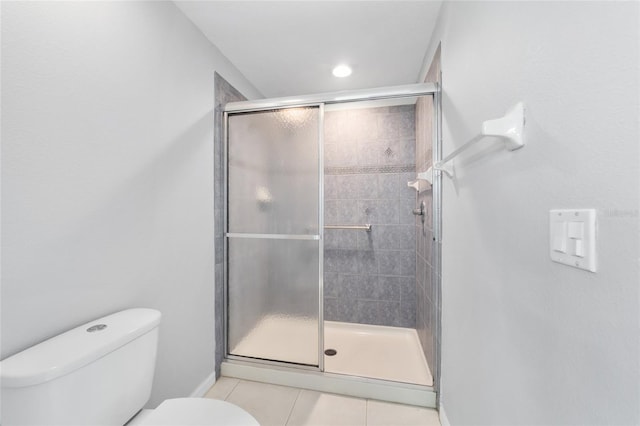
[421,1,640,424]
[1,1,260,407]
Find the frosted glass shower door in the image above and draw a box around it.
[226,106,322,367]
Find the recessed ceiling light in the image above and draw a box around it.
[332,64,352,78]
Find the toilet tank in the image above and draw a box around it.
[0,308,161,426]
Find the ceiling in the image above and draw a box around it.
[175,1,442,99]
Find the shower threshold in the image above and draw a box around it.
[221,359,435,408]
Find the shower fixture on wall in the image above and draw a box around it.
[413,201,426,225]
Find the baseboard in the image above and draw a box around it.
[439,403,451,426]
[190,371,217,397]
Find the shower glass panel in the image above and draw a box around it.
[226,106,322,367]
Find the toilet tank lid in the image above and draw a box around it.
[0,308,161,388]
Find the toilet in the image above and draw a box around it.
[0,308,259,425]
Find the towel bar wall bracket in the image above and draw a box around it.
[409,102,525,186]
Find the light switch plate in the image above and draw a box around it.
[549,209,597,272]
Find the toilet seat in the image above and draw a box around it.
[137,398,259,426]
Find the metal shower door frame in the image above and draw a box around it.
[223,104,325,371]
[222,82,441,378]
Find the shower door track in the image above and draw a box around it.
[222,82,442,403]
[225,82,438,112]
[221,358,437,408]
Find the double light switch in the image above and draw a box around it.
[549,209,596,272]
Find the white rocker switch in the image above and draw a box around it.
[552,222,567,253]
[567,221,584,239]
[549,209,597,272]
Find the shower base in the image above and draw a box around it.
[324,321,432,386]
[222,320,435,407]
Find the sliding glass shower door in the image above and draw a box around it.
[225,106,323,367]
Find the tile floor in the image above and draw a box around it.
[204,377,441,426]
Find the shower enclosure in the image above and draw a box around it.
[220,83,441,406]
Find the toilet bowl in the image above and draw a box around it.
[130,398,258,426]
[0,309,258,426]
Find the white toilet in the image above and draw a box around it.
[0,308,259,425]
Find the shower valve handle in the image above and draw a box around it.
[412,202,425,216]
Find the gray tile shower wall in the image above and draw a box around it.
[416,95,434,374]
[415,48,441,382]
[214,73,246,377]
[324,105,417,328]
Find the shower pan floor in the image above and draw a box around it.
[229,316,432,387]
[324,321,433,386]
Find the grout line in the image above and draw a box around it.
[283,388,302,426]
[364,399,369,426]
[224,377,242,401]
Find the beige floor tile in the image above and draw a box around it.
[366,400,440,426]
[225,380,300,426]
[203,376,240,400]
[286,390,366,426]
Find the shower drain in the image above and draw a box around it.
[324,349,337,356]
